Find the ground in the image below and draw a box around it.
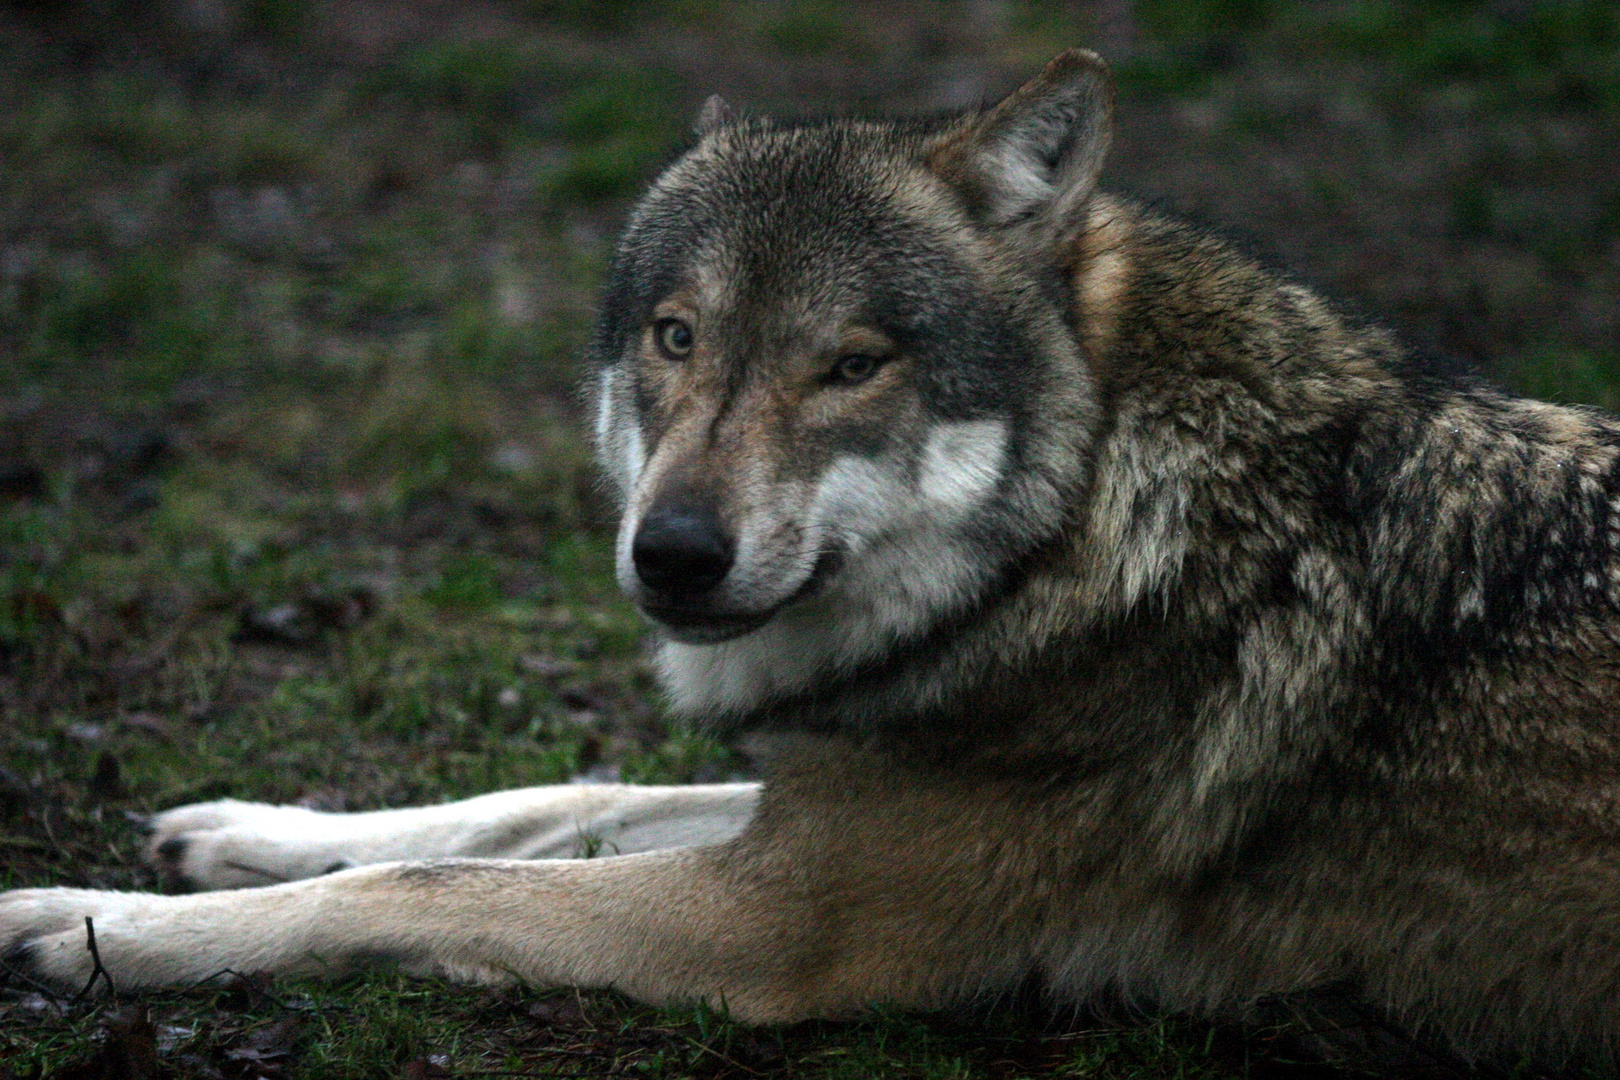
[0,1,1616,1076]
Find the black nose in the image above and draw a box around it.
[632,506,735,599]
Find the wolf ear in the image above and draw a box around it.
[943,50,1114,238]
[694,94,733,136]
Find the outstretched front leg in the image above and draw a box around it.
[0,747,1044,1021]
[145,782,761,890]
[6,851,792,1010]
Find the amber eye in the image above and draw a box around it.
[825,353,883,386]
[655,318,694,359]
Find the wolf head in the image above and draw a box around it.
[590,51,1113,717]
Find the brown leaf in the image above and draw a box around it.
[226,1014,302,1057]
[219,1014,302,1078]
[395,1056,451,1080]
[212,970,280,1013]
[527,995,586,1028]
[233,587,377,648]
[47,1007,162,1080]
[303,587,375,630]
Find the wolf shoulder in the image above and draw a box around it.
[1063,190,1620,635]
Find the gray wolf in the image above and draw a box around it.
[6,49,1620,1065]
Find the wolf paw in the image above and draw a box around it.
[145,800,354,891]
[0,888,173,993]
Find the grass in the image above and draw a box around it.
[0,0,1616,1076]
[5,976,1316,1080]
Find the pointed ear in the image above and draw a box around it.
[937,50,1114,239]
[693,94,733,136]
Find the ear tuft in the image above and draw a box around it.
[958,49,1115,237]
[694,94,733,136]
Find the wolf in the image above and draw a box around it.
[6,48,1620,1064]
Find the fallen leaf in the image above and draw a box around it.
[47,1007,161,1080]
[527,995,585,1028]
[396,1055,452,1080]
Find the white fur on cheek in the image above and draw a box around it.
[621,421,645,492]
[919,420,1008,514]
[807,455,913,555]
[595,368,646,495]
[598,371,646,496]
[594,369,616,446]
[656,420,1013,718]
[612,425,650,598]
[598,368,652,599]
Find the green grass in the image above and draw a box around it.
[1,1,1616,1076]
[1320,0,1620,108]
[2,977,1297,1080]
[763,0,849,57]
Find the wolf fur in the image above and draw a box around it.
[7,49,1620,1064]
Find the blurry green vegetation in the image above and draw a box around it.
[1507,346,1620,413]
[1116,0,1274,94]
[1323,0,1620,107]
[763,0,848,57]
[0,0,1616,1076]
[382,39,550,115]
[380,41,683,199]
[1112,0,1620,105]
[550,69,684,199]
[528,0,661,35]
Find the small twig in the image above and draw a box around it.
[186,966,300,1011]
[36,805,70,863]
[70,915,115,1004]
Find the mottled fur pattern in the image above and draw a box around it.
[5,50,1620,1066]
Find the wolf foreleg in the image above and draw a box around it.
[144,783,761,890]
[1,838,1003,1022]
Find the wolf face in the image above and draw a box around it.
[591,54,1112,716]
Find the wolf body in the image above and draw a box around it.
[7,51,1620,1062]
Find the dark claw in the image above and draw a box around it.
[0,941,50,995]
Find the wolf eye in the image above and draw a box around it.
[655,318,694,359]
[825,353,883,386]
